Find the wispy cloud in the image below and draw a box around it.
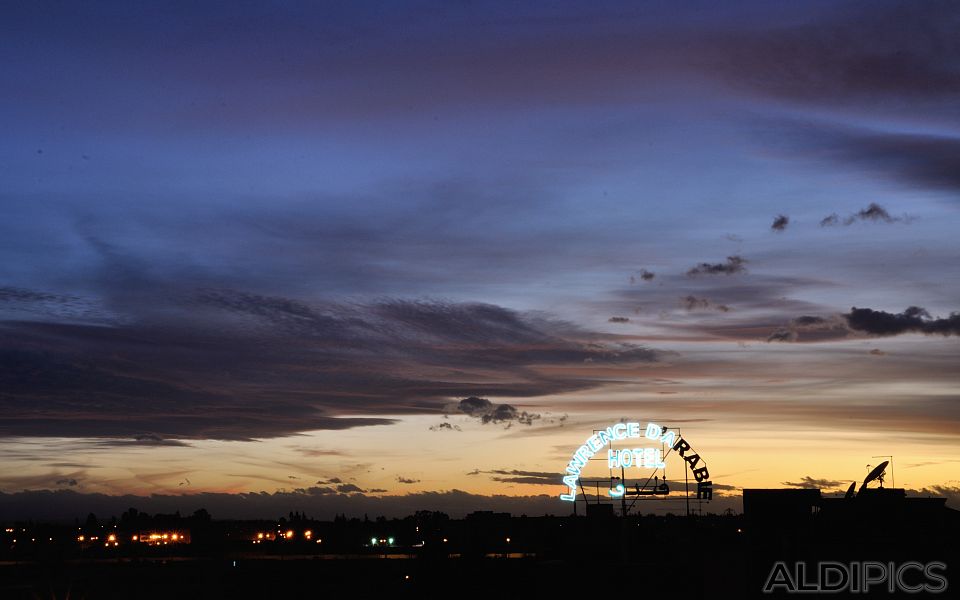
[781,475,850,489]
[0,291,660,441]
[468,469,557,485]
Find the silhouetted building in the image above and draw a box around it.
[743,488,821,526]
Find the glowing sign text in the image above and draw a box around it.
[559,420,712,503]
[608,448,666,469]
[559,422,643,501]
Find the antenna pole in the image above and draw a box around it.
[873,455,894,488]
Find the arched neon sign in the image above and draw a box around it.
[559,421,712,503]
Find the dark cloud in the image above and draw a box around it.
[0,292,660,441]
[457,397,494,417]
[869,348,888,356]
[686,256,747,277]
[429,422,461,432]
[704,1,960,109]
[845,306,960,337]
[335,483,365,494]
[766,329,797,343]
[771,214,789,232]
[455,397,541,427]
[639,269,655,281]
[608,316,630,323]
[781,476,848,489]
[839,132,960,195]
[316,478,343,485]
[55,478,78,487]
[803,129,960,197]
[682,296,710,311]
[722,0,960,197]
[472,469,556,486]
[852,203,896,223]
[792,316,827,327]
[62,435,194,449]
[820,203,911,227]
[820,213,840,227]
[681,296,730,313]
[6,0,953,133]
[129,434,191,447]
[396,476,420,484]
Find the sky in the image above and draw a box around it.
[1,0,959,519]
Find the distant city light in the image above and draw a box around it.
[139,532,187,546]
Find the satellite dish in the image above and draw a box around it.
[844,482,856,499]
[858,460,889,494]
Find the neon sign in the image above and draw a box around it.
[559,421,712,503]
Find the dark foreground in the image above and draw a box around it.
[1,552,743,600]
[2,489,957,599]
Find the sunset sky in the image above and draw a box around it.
[1,0,958,519]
